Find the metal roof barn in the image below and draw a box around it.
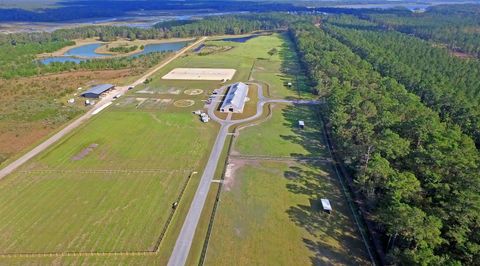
[220,82,249,113]
[81,84,114,98]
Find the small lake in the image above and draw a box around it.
[40,40,189,64]
[64,43,112,58]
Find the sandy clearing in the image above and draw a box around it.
[162,68,236,80]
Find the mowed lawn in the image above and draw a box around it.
[0,109,218,254]
[251,34,313,100]
[234,103,327,158]
[204,161,370,265]
[29,110,215,170]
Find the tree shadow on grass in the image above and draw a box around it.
[284,162,370,265]
[279,104,327,158]
[279,100,370,264]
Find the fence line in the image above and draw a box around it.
[0,172,195,259]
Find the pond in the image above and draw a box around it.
[40,40,189,64]
[64,43,112,58]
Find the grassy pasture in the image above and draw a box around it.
[28,110,216,171]
[204,161,370,265]
[234,103,328,158]
[0,32,325,264]
[0,107,218,256]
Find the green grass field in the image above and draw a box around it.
[204,161,369,265]
[0,106,218,257]
[234,103,327,158]
[0,32,341,264]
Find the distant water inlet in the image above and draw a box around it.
[39,41,189,64]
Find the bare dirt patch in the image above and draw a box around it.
[71,143,98,161]
[174,99,195,107]
[223,158,259,191]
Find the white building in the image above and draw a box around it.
[321,198,332,213]
[220,82,249,113]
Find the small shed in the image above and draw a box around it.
[321,198,332,213]
[287,82,293,87]
[81,84,115,98]
[299,120,305,129]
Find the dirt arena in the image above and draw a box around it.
[162,68,236,80]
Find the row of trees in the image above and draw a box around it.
[367,4,480,57]
[322,15,480,148]
[290,21,480,265]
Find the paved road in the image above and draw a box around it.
[168,82,321,266]
[0,37,206,180]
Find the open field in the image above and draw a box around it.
[134,33,301,95]
[0,102,218,258]
[204,160,370,265]
[0,32,335,264]
[233,103,328,158]
[0,69,143,166]
[162,68,236,81]
[202,105,370,265]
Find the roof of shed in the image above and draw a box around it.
[81,84,114,95]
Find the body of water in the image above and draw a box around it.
[64,43,112,58]
[40,40,189,64]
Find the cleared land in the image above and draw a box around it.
[204,103,370,265]
[233,103,327,158]
[196,34,370,264]
[204,160,369,265]
[0,105,218,259]
[0,33,326,264]
[0,69,141,166]
[162,68,236,81]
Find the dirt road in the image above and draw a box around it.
[0,37,206,180]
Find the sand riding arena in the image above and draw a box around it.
[162,68,236,81]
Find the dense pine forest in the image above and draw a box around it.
[289,21,480,265]
[366,4,480,57]
[323,15,480,148]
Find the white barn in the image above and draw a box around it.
[220,82,249,113]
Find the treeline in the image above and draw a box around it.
[154,13,296,37]
[108,45,138,54]
[367,4,480,57]
[39,52,169,75]
[0,39,74,78]
[289,22,480,265]
[323,15,480,148]
[0,13,298,79]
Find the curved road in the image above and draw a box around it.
[0,37,206,180]
[168,83,320,266]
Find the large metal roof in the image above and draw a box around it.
[221,82,248,110]
[81,84,114,96]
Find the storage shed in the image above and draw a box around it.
[321,198,332,213]
[81,84,115,98]
[299,120,305,129]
